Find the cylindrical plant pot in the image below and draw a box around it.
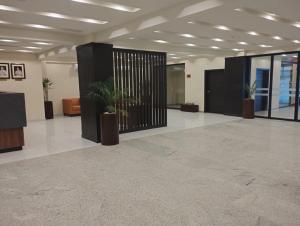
[44,101,54,120]
[100,112,119,146]
[243,99,255,119]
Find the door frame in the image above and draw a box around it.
[204,69,225,113]
[248,51,300,122]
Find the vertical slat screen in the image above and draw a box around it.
[113,48,167,133]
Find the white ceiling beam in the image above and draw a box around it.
[0,27,84,45]
[93,0,224,42]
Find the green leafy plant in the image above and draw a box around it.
[245,80,256,100]
[42,77,54,101]
[87,78,127,113]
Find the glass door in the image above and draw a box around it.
[271,54,298,120]
[250,56,272,117]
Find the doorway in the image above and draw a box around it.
[250,52,300,121]
[167,64,185,109]
[205,69,225,113]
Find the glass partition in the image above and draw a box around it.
[250,56,271,117]
[167,64,185,109]
[271,54,298,120]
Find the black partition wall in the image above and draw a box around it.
[77,43,167,143]
[113,48,167,133]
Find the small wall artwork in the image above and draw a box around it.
[0,63,10,79]
[11,63,26,80]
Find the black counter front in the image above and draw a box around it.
[0,92,27,152]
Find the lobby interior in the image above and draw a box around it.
[1,0,300,225]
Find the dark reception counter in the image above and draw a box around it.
[0,92,27,152]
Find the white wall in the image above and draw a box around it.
[180,57,225,111]
[0,52,44,121]
[43,62,79,115]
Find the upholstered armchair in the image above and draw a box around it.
[62,98,81,116]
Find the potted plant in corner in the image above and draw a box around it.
[43,77,54,120]
[87,78,124,146]
[243,81,256,119]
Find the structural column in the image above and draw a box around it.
[76,43,113,143]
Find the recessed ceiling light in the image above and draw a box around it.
[154,40,168,44]
[234,8,243,12]
[261,13,277,21]
[187,21,195,24]
[0,4,22,12]
[293,55,298,58]
[71,0,140,13]
[282,54,287,57]
[238,42,248,45]
[25,46,42,50]
[0,49,5,51]
[154,30,161,33]
[232,48,243,52]
[292,22,300,28]
[188,54,196,57]
[293,40,300,44]
[17,50,34,53]
[185,43,196,47]
[78,18,107,24]
[168,53,175,56]
[259,44,272,48]
[247,31,259,36]
[211,46,220,49]
[0,39,18,43]
[215,25,230,31]
[273,36,282,40]
[171,56,180,59]
[128,37,135,40]
[26,24,54,29]
[212,38,224,42]
[39,12,69,19]
[33,42,53,45]
[180,34,195,38]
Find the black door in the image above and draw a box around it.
[205,69,225,113]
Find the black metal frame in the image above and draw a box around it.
[113,48,167,133]
[248,51,300,122]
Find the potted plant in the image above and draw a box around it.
[243,81,256,119]
[42,78,54,119]
[87,78,125,146]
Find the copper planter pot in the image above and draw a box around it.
[100,113,119,146]
[243,99,255,119]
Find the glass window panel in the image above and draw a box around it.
[271,54,298,120]
[250,56,271,117]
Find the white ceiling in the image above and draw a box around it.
[0,0,300,61]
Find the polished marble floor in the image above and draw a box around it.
[0,110,238,164]
[256,106,297,119]
[0,118,300,225]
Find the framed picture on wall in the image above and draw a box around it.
[11,63,26,79]
[0,63,10,79]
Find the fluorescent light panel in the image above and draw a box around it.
[293,40,300,44]
[71,0,140,13]
[0,39,18,43]
[26,24,54,29]
[25,46,42,50]
[215,25,230,31]
[260,44,272,48]
[180,34,195,38]
[212,38,224,42]
[238,42,248,45]
[40,12,107,24]
[17,50,33,53]
[185,43,196,47]
[32,42,53,45]
[154,40,168,44]
[248,31,259,36]
[261,13,277,21]
[273,36,282,40]
[211,46,220,49]
[0,4,22,12]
